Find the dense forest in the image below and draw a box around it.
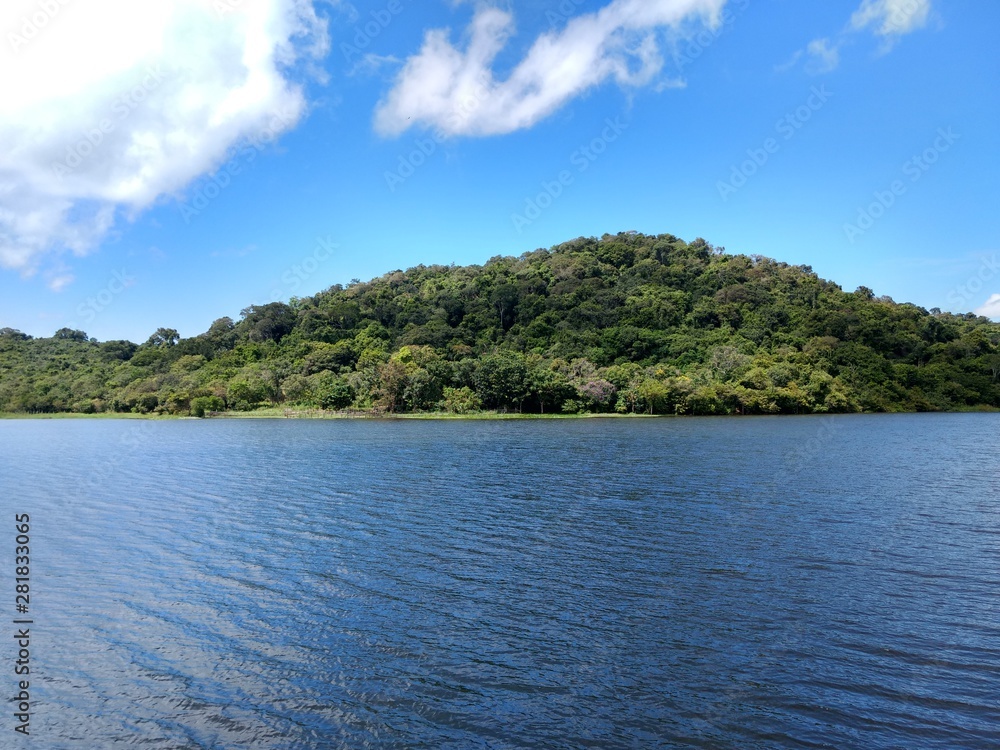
[2,232,999,417]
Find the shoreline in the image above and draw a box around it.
[0,410,655,421]
[2,406,997,421]
[0,412,185,420]
[208,410,664,421]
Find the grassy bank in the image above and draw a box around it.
[203,407,662,420]
[3,406,997,420]
[0,412,184,420]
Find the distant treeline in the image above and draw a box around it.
[2,232,999,417]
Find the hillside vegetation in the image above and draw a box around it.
[2,232,999,417]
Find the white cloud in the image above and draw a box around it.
[805,38,841,74]
[348,53,402,77]
[373,0,726,138]
[789,0,932,74]
[851,0,931,37]
[0,0,328,283]
[47,276,73,293]
[975,294,1000,320]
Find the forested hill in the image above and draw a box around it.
[2,232,999,416]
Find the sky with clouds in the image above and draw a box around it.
[0,0,997,342]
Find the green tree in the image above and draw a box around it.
[240,303,296,343]
[146,328,180,347]
[527,360,575,414]
[474,351,528,411]
[441,386,482,414]
[317,376,355,410]
[54,328,88,341]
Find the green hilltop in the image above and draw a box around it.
[2,232,999,416]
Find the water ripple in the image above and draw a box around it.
[1,414,998,748]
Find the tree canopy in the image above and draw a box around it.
[2,232,998,416]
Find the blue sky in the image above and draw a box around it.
[1,0,997,343]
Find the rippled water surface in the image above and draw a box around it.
[1,414,999,749]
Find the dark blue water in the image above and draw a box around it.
[1,414,998,749]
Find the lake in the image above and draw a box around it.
[1,414,998,748]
